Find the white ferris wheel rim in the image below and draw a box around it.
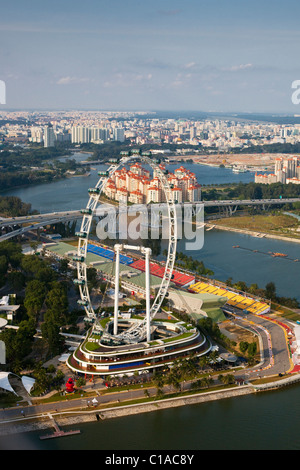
[75,151,178,336]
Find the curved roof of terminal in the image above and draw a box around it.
[170,288,228,304]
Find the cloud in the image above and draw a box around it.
[223,63,253,72]
[56,76,91,85]
[184,62,196,69]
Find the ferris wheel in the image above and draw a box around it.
[73,149,178,344]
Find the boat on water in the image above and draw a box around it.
[271,252,288,257]
[232,166,248,173]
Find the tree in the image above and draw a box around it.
[152,372,165,390]
[0,318,36,366]
[24,280,46,321]
[87,267,98,289]
[166,371,181,393]
[249,283,259,295]
[59,258,69,274]
[239,341,249,354]
[0,241,22,269]
[265,282,277,301]
[45,282,68,323]
[219,374,235,385]
[7,271,25,291]
[32,364,51,395]
[247,342,257,357]
[41,310,65,356]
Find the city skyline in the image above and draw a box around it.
[1,0,300,113]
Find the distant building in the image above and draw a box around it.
[255,156,300,185]
[103,163,201,204]
[113,127,125,142]
[44,125,55,148]
[71,126,90,144]
[71,126,110,144]
[56,132,71,143]
[30,127,43,143]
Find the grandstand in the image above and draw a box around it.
[130,259,195,287]
[46,242,193,287]
[87,244,134,265]
[189,281,270,315]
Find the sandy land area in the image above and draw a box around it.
[177,153,300,169]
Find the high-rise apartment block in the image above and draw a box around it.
[255,156,300,185]
[44,125,55,148]
[30,127,44,143]
[71,126,110,144]
[103,163,201,204]
[113,127,125,142]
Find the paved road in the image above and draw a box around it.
[225,309,292,378]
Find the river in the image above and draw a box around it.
[2,153,253,213]
[4,154,299,299]
[1,152,300,450]
[2,385,300,450]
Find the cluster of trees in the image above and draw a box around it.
[198,316,231,346]
[0,320,37,373]
[0,241,23,288]
[170,251,214,276]
[0,169,59,191]
[239,341,257,358]
[80,141,205,162]
[202,181,300,203]
[152,355,200,396]
[0,145,81,191]
[0,196,33,217]
[226,278,300,309]
[151,348,240,399]
[46,221,77,238]
[237,142,300,155]
[21,363,65,397]
[0,243,74,374]
[0,145,71,170]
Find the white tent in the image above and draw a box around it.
[21,376,36,394]
[0,372,17,395]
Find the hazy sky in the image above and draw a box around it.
[1,0,300,113]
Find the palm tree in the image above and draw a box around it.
[166,372,181,393]
[198,356,209,371]
[152,372,165,390]
[155,388,164,399]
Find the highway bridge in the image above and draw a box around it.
[1,198,300,242]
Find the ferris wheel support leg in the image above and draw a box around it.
[114,244,122,336]
[145,248,152,342]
